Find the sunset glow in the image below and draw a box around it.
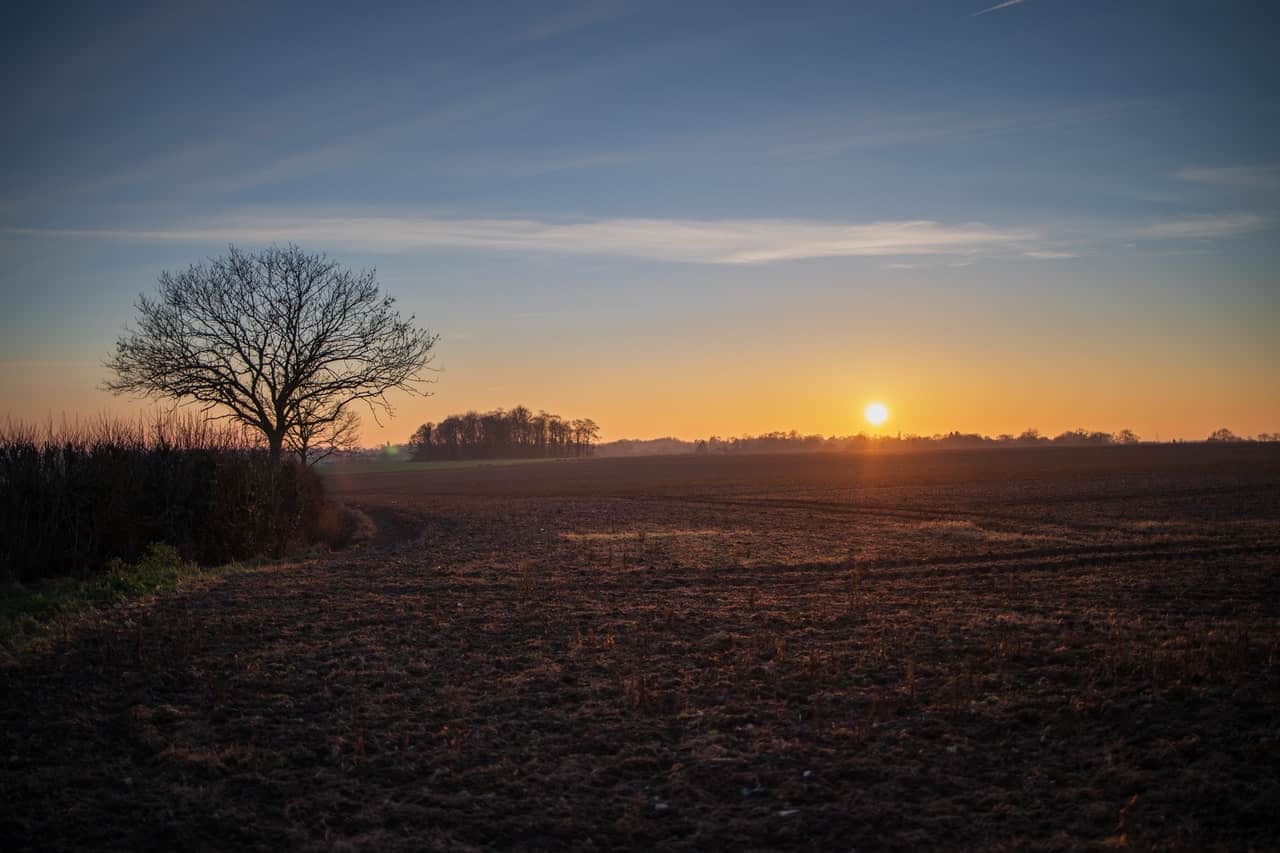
[0,2,1276,444]
[864,402,890,427]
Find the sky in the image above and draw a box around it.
[1,0,1277,443]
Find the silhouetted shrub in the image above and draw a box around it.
[0,415,329,582]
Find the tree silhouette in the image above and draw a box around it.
[1114,428,1140,445]
[106,246,437,460]
[1016,428,1044,444]
[288,403,361,465]
[409,406,599,460]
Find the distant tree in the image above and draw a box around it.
[1052,428,1113,446]
[407,423,433,460]
[571,418,601,455]
[1207,428,1240,442]
[407,405,599,460]
[106,245,437,460]
[1016,428,1043,444]
[1114,428,1140,445]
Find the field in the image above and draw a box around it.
[3,445,1279,850]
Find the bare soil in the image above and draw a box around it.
[3,445,1279,850]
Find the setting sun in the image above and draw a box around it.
[864,402,889,427]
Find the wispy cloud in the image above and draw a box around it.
[1175,165,1280,191]
[973,0,1024,17]
[762,101,1119,160]
[9,213,1036,265]
[19,210,1265,262]
[509,0,641,43]
[1137,214,1269,240]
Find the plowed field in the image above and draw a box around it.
[4,445,1278,850]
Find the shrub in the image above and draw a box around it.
[0,414,329,582]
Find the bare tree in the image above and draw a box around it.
[106,245,437,460]
[287,403,361,465]
[572,418,600,455]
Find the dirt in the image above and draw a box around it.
[3,445,1279,850]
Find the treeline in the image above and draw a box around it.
[696,428,1139,454]
[407,406,600,460]
[592,426,1278,457]
[0,415,336,582]
[701,427,1280,453]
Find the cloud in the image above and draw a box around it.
[763,102,1122,160]
[972,0,1024,17]
[10,213,1037,265]
[1175,165,1280,191]
[1022,250,1076,259]
[1136,214,1269,240]
[510,0,640,43]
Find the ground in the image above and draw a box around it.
[3,445,1279,850]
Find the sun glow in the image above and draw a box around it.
[864,401,889,427]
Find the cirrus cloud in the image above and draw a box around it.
[1136,213,1268,240]
[9,213,1037,266]
[1175,165,1280,191]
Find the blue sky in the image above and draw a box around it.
[2,0,1277,440]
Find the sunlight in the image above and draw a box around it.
[864,401,889,427]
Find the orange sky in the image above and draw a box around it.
[5,339,1276,446]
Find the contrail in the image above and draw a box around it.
[973,0,1024,16]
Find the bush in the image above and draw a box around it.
[0,415,329,582]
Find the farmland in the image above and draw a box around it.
[3,444,1279,850]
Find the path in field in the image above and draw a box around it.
[3,447,1279,850]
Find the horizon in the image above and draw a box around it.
[5,405,1264,449]
[3,1,1278,442]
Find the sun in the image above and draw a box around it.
[864,401,889,427]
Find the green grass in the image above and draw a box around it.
[0,543,248,661]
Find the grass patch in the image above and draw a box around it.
[0,543,247,661]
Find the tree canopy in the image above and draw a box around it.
[106,245,437,461]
